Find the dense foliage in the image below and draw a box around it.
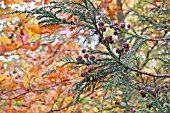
[0,0,170,113]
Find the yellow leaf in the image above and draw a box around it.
[65,97,73,103]
[15,13,26,20]
[94,107,99,112]
[0,37,11,44]
[20,68,30,89]
[0,73,10,85]
[13,0,23,3]
[15,41,22,46]
[53,92,59,100]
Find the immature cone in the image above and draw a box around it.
[76,56,82,61]
[164,25,168,29]
[87,67,93,73]
[120,23,125,28]
[161,83,169,88]
[101,39,107,44]
[113,22,118,26]
[100,26,106,32]
[123,42,130,52]
[150,89,156,97]
[146,87,152,92]
[123,42,129,48]
[84,53,89,59]
[109,24,114,28]
[90,55,95,61]
[94,30,97,34]
[116,48,122,54]
[99,38,102,43]
[167,19,170,23]
[114,26,118,30]
[95,58,102,61]
[146,104,152,109]
[105,35,112,41]
[127,24,131,29]
[141,86,146,90]
[118,38,124,42]
[86,77,91,82]
[98,21,104,27]
[80,71,88,77]
[125,48,129,52]
[82,49,86,53]
[140,91,146,98]
[114,31,118,35]
[109,40,114,44]
[98,20,105,31]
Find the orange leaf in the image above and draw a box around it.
[30,65,41,75]
[4,108,17,113]
[0,78,8,85]
[38,82,51,87]
[38,24,62,34]
[57,85,64,94]
[45,59,54,66]
[0,73,10,85]
[21,45,31,50]
[44,0,50,4]
[0,42,6,55]
[57,66,65,73]
[70,33,76,39]
[28,26,40,35]
[114,107,120,112]
[4,0,13,6]
[31,40,41,51]
[44,72,59,83]
[3,78,17,90]
[69,26,76,31]
[17,80,28,90]
[5,43,17,52]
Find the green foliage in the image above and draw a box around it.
[13,0,170,112]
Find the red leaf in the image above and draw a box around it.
[15,34,30,44]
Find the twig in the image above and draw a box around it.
[0,78,75,100]
[140,44,157,70]
[48,92,93,113]
[0,92,27,100]
[0,38,42,56]
[130,68,170,78]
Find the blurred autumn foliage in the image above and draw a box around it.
[0,0,170,113]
